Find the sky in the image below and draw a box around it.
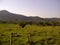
[0,0,60,18]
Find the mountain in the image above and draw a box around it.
[0,10,28,21]
[44,18,60,22]
[0,10,60,22]
[0,10,44,22]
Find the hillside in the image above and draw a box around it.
[0,10,60,22]
[0,10,43,21]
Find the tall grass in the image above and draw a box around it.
[0,24,60,45]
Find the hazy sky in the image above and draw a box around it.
[0,0,60,18]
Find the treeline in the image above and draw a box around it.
[18,20,60,28]
[0,20,60,27]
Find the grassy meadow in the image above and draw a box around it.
[0,24,60,45]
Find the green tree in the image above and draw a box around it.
[19,21,27,28]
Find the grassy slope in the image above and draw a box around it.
[0,24,60,45]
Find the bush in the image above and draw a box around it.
[19,21,27,28]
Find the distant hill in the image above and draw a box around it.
[44,18,60,22]
[0,10,27,21]
[0,10,60,22]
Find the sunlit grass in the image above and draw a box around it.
[0,24,60,45]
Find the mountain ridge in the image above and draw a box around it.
[0,10,60,22]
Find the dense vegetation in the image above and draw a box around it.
[0,20,60,27]
[0,20,60,45]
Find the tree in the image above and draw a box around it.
[46,21,53,26]
[27,21,34,25]
[19,21,27,28]
[39,21,46,26]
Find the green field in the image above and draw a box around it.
[0,24,60,45]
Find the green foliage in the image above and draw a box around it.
[0,40,2,45]
[19,21,27,28]
[0,20,60,26]
[0,24,60,45]
[27,21,34,25]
